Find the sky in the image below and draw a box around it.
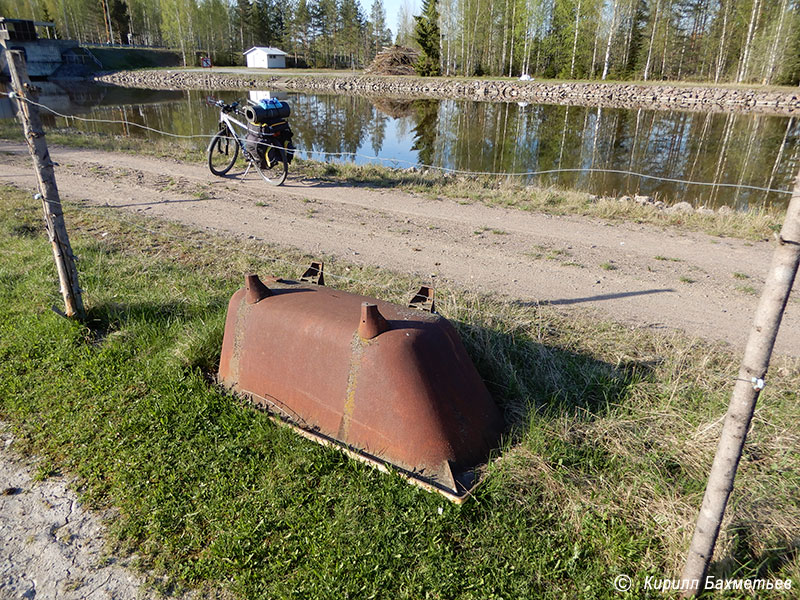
[358,0,418,42]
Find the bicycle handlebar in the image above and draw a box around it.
[208,98,241,114]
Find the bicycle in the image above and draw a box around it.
[207,99,290,186]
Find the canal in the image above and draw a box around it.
[1,82,797,210]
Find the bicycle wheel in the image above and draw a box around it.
[253,143,288,186]
[208,128,239,176]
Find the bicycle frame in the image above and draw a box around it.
[214,106,259,177]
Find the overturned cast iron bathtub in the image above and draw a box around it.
[218,272,504,502]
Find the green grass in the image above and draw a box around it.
[545,247,570,260]
[0,123,786,242]
[737,285,759,296]
[474,226,508,235]
[1,184,799,599]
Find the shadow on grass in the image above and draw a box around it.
[451,318,658,434]
[84,296,229,355]
[711,529,799,588]
[10,223,42,238]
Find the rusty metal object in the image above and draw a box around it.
[408,285,435,312]
[245,272,272,304]
[357,303,389,339]
[219,274,503,501]
[299,261,324,286]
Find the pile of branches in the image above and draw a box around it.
[371,99,415,118]
[364,45,420,76]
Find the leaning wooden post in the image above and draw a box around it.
[680,172,800,596]
[3,47,85,318]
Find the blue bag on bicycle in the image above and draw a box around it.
[245,100,290,124]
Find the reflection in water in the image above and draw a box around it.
[0,82,184,118]
[248,90,288,103]
[411,101,439,167]
[2,84,797,210]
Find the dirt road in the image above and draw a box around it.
[2,141,797,356]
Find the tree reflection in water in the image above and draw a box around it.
[20,84,799,210]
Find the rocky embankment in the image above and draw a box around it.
[96,69,800,115]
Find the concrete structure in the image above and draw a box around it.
[243,47,287,69]
[1,18,80,79]
[0,17,54,42]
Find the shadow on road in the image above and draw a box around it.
[515,287,675,307]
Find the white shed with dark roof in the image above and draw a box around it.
[244,47,287,69]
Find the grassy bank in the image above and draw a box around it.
[1,183,798,598]
[85,47,183,70]
[0,122,785,241]
[299,159,785,241]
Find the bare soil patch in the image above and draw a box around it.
[1,140,797,356]
[0,424,149,599]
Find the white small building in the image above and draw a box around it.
[244,47,287,69]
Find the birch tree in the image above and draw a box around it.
[601,0,619,79]
[737,0,763,82]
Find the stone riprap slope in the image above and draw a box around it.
[96,69,800,115]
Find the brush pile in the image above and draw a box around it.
[365,45,420,76]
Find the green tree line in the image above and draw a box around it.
[1,0,391,68]
[3,0,799,83]
[424,0,800,83]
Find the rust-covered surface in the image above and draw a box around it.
[218,274,504,499]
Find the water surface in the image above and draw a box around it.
[2,83,796,210]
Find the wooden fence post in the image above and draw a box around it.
[3,47,85,319]
[680,171,800,596]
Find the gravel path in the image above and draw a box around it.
[0,424,149,600]
[2,141,798,355]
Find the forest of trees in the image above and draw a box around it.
[3,0,799,84]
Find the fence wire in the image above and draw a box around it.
[1,91,792,196]
[85,206,504,325]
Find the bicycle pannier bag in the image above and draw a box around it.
[245,124,268,166]
[266,127,295,165]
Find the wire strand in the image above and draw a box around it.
[113,221,544,324]
[2,91,793,196]
[78,205,510,323]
